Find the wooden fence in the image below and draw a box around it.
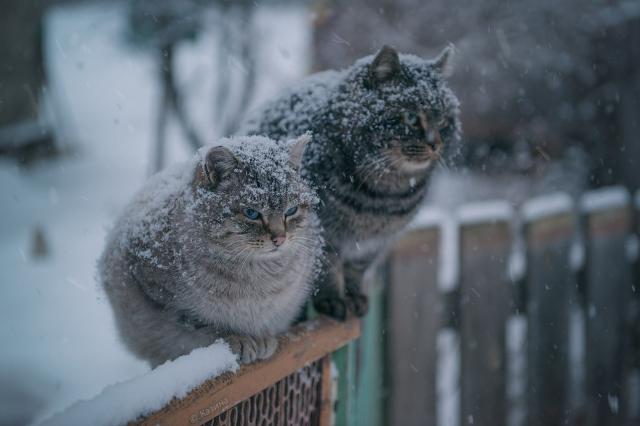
[49,187,639,426]
[380,187,640,426]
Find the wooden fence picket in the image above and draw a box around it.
[522,194,576,426]
[458,202,513,426]
[387,225,441,426]
[581,187,633,426]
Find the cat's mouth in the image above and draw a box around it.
[401,144,432,162]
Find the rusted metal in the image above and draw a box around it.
[200,359,323,426]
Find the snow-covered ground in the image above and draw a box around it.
[0,3,310,425]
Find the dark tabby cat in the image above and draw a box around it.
[242,46,461,319]
[99,135,321,366]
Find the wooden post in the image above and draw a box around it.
[458,202,513,426]
[388,225,441,426]
[522,194,575,426]
[355,265,387,426]
[581,187,633,426]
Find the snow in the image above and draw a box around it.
[408,207,459,292]
[506,316,527,426]
[580,186,630,213]
[521,192,573,222]
[507,242,526,284]
[436,328,460,426]
[39,342,238,426]
[569,238,586,271]
[456,200,513,225]
[409,207,445,229]
[0,3,310,425]
[636,189,640,210]
[439,215,460,292]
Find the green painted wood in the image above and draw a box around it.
[307,299,359,426]
[355,266,387,426]
[334,339,357,426]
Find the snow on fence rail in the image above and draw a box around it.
[40,188,640,426]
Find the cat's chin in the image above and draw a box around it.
[253,245,289,259]
[399,158,433,173]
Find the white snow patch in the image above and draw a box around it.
[436,328,460,426]
[636,190,640,210]
[39,342,238,426]
[508,245,526,283]
[521,192,573,222]
[580,186,630,213]
[506,316,527,426]
[439,214,460,292]
[569,238,586,271]
[410,207,445,229]
[457,200,513,225]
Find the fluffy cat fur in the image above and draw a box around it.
[99,135,321,367]
[242,46,461,319]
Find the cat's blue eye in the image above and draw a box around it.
[243,208,261,220]
[284,206,298,217]
[403,112,420,126]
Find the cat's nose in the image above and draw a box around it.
[272,235,286,247]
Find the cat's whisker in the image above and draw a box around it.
[355,155,393,191]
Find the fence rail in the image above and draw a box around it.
[134,317,360,426]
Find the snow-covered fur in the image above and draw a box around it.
[99,135,322,367]
[242,46,461,318]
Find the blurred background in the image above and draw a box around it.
[0,0,639,425]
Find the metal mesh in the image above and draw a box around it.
[201,359,324,426]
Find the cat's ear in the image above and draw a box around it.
[369,45,402,84]
[202,146,237,187]
[432,43,455,77]
[288,133,310,171]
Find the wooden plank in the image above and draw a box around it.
[459,218,512,426]
[134,317,360,426]
[524,211,575,426]
[583,199,633,426]
[388,227,441,426]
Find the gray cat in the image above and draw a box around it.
[242,46,461,319]
[99,135,321,367]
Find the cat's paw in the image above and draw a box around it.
[314,296,348,321]
[346,292,369,317]
[226,335,278,364]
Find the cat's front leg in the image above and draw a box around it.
[313,250,349,320]
[343,259,370,317]
[225,335,278,364]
